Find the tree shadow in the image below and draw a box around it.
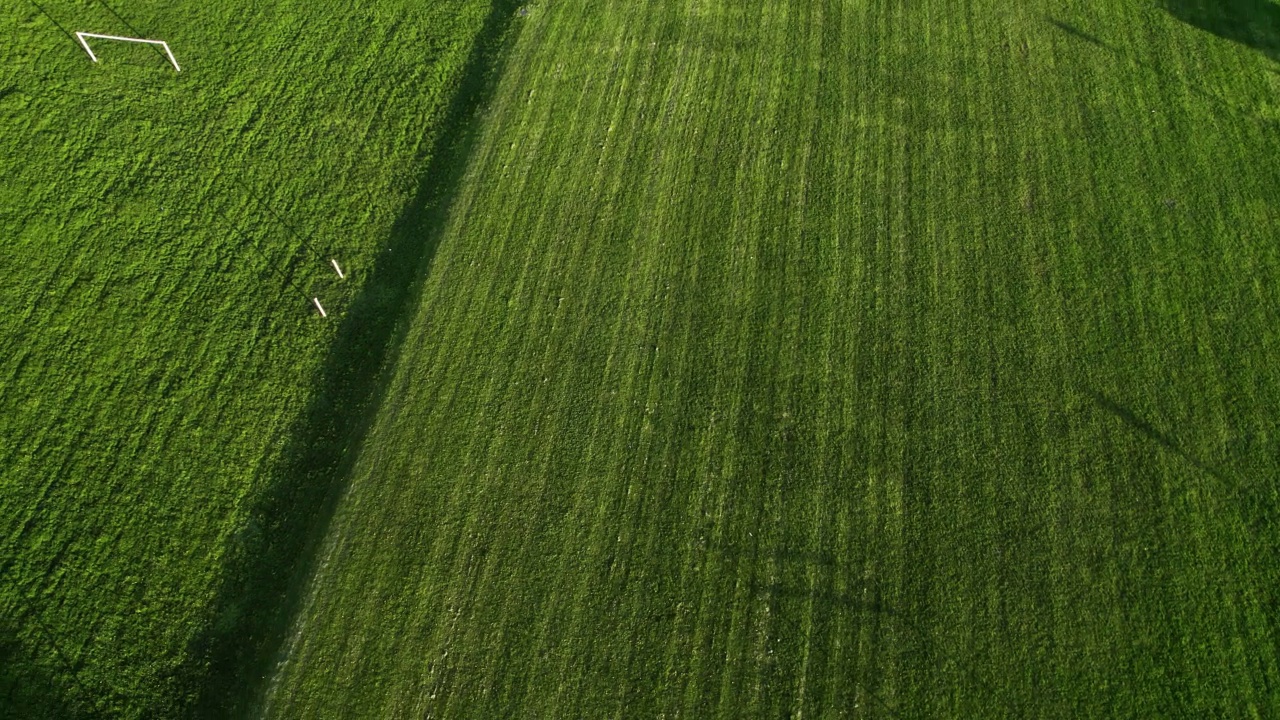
[1044,16,1278,128]
[1161,0,1280,61]
[167,1,527,717]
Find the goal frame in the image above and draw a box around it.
[75,32,181,72]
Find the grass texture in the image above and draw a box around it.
[264,0,1280,717]
[1,0,496,715]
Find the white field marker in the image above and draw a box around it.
[330,259,345,279]
[312,297,327,318]
[75,32,181,72]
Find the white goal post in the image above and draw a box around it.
[75,32,181,72]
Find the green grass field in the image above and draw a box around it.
[1,0,502,715]
[262,0,1280,716]
[5,0,1280,717]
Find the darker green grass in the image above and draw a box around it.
[1162,0,1280,61]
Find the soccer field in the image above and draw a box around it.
[4,0,1279,716]
[262,0,1280,717]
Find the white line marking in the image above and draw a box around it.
[312,297,327,318]
[330,259,345,279]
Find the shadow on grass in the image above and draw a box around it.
[0,641,81,719]
[747,576,1025,717]
[0,606,106,719]
[25,0,76,47]
[1080,385,1277,585]
[1161,0,1280,61]
[1044,15,1278,128]
[1080,384,1280,680]
[91,0,173,66]
[748,579,909,718]
[1079,386,1228,482]
[1045,17,1110,49]
[231,177,329,260]
[173,1,526,717]
[1080,385,1278,515]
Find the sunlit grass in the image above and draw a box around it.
[266,0,1280,716]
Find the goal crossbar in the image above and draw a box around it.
[75,32,181,72]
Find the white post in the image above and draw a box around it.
[74,32,181,72]
[75,33,99,62]
[312,297,327,318]
[160,42,181,72]
[330,259,345,279]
